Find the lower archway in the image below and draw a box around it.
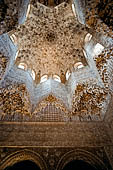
[4,160,41,170]
[0,149,47,170]
[62,160,97,170]
[56,149,107,170]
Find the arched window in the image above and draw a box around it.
[53,75,61,83]
[10,34,17,44]
[66,70,71,80]
[93,43,104,56]
[40,75,48,83]
[74,62,84,70]
[26,4,31,19]
[85,33,92,43]
[18,63,27,70]
[72,3,76,17]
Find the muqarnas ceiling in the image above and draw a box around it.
[0,0,113,122]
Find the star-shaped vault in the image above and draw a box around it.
[0,1,113,122]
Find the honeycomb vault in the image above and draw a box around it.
[0,0,113,122]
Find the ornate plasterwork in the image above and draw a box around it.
[94,47,113,91]
[0,79,110,122]
[33,94,69,121]
[0,0,30,35]
[0,44,112,121]
[85,0,113,41]
[0,1,113,122]
[74,0,113,48]
[0,147,112,170]
[35,95,68,113]
[14,2,87,76]
[0,83,31,120]
[72,82,109,121]
[0,53,8,81]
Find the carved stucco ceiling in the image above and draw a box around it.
[0,0,30,34]
[14,2,87,76]
[0,0,113,122]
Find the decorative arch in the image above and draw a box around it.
[34,94,69,116]
[53,74,61,83]
[40,74,48,83]
[56,149,107,170]
[17,62,28,70]
[74,62,84,70]
[0,149,48,170]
